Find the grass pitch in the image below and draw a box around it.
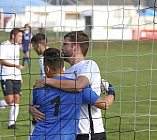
[0,31,157,140]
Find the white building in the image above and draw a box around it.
[4,5,157,40]
[5,5,138,30]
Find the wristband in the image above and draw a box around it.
[107,90,115,99]
[106,83,115,99]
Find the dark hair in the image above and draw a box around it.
[43,48,64,72]
[31,33,47,44]
[24,24,29,27]
[10,28,23,40]
[64,31,89,56]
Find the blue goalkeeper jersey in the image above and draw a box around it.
[31,76,99,140]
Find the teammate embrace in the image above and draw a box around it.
[29,31,115,140]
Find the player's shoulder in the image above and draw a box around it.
[33,85,51,94]
[80,60,97,65]
[39,56,44,60]
[33,86,45,92]
[79,60,98,68]
[1,40,10,45]
[53,76,74,81]
[39,56,44,63]
[83,85,91,90]
[86,60,97,65]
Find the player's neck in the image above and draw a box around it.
[9,39,15,44]
[41,46,49,55]
[69,55,85,66]
[47,72,65,78]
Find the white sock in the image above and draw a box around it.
[14,104,19,122]
[28,123,35,140]
[30,123,35,134]
[8,103,19,126]
[0,99,8,111]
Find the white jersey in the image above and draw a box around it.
[0,40,21,80]
[39,56,45,78]
[64,60,104,135]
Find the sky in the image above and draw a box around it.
[0,0,50,14]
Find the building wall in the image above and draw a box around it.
[4,5,157,40]
[4,5,141,31]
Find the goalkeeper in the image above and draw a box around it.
[31,47,115,140]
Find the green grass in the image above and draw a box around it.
[0,31,157,140]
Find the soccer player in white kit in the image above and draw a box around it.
[31,33,49,78]
[27,33,49,139]
[31,31,115,140]
[0,28,24,129]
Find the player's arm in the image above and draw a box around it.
[94,95,114,110]
[34,76,89,92]
[0,59,24,70]
[28,43,32,50]
[29,96,45,122]
[94,83,115,110]
[82,83,115,110]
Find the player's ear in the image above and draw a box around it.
[74,44,80,51]
[38,43,41,48]
[44,65,49,74]
[45,66,50,73]
[11,34,15,40]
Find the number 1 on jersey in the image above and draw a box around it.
[51,96,60,116]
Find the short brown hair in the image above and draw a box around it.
[31,33,47,44]
[10,28,23,40]
[43,48,64,72]
[64,31,89,56]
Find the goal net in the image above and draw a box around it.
[0,0,157,140]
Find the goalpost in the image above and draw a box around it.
[0,0,157,140]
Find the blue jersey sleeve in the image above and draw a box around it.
[82,86,100,105]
